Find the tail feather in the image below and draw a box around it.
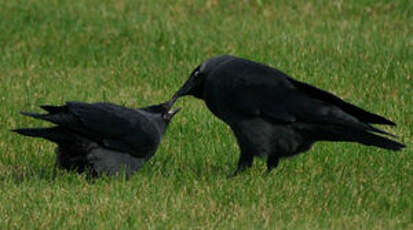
[20,111,50,121]
[40,105,68,114]
[315,125,405,151]
[13,128,95,174]
[366,124,397,138]
[356,131,405,151]
[12,127,76,144]
[20,111,78,127]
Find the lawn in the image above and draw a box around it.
[0,0,412,229]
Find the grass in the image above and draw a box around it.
[0,0,412,229]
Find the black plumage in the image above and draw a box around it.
[13,101,180,177]
[170,55,405,175]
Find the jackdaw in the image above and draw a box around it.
[12,101,181,177]
[170,55,405,175]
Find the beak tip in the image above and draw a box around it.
[173,107,182,114]
[167,107,182,117]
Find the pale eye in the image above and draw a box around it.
[194,70,201,78]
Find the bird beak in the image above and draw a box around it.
[167,107,182,118]
[168,95,178,108]
[169,86,186,107]
[169,74,196,107]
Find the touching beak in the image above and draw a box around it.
[167,107,182,118]
[168,95,178,108]
[168,78,194,107]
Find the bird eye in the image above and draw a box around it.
[194,70,200,77]
[192,66,202,78]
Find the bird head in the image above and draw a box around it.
[168,55,234,107]
[140,102,181,136]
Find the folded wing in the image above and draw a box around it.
[19,102,159,157]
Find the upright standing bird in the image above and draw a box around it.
[12,101,181,177]
[170,55,405,175]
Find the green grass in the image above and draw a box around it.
[0,0,412,229]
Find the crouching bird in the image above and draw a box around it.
[12,101,181,178]
[169,55,405,175]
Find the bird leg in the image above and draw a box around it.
[231,151,254,176]
[266,155,279,174]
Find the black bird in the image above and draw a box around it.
[12,101,181,177]
[170,55,405,175]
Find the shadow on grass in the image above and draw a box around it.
[0,163,154,185]
[0,164,92,184]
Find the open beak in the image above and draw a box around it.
[167,107,182,118]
